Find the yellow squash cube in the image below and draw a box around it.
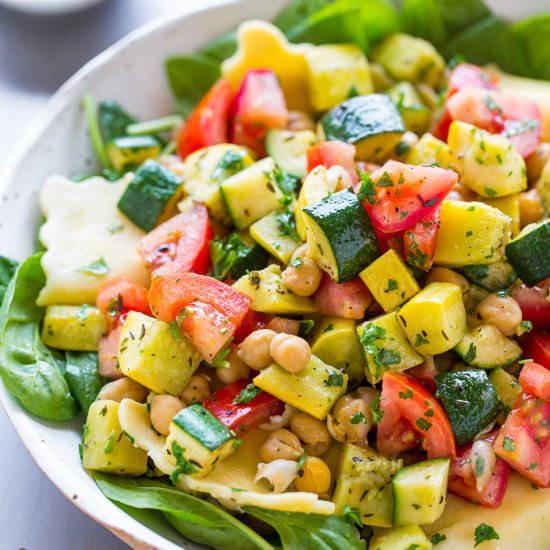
[397,282,467,355]
[485,194,521,237]
[253,355,348,420]
[118,311,201,396]
[359,249,420,313]
[249,211,300,264]
[405,132,452,168]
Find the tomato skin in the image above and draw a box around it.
[522,331,550,369]
[136,205,213,275]
[519,362,550,400]
[403,206,440,271]
[307,141,359,187]
[203,379,284,434]
[233,310,271,345]
[376,372,457,459]
[177,78,234,159]
[511,282,550,330]
[313,274,373,320]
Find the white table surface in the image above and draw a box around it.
[0,1,182,548]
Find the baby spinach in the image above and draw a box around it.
[97,100,137,143]
[0,254,78,420]
[0,255,18,303]
[65,351,104,413]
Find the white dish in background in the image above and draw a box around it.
[0,0,548,549]
[0,0,107,15]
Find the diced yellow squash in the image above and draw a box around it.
[305,44,373,111]
[485,194,521,237]
[82,400,148,475]
[253,355,348,420]
[372,33,445,88]
[41,305,106,351]
[249,211,300,264]
[369,525,432,550]
[233,265,318,315]
[397,282,467,355]
[448,121,527,198]
[405,132,452,168]
[310,317,365,383]
[118,311,201,396]
[106,136,161,172]
[359,249,420,313]
[221,20,312,111]
[535,158,550,215]
[357,312,423,384]
[370,62,396,92]
[433,200,511,267]
[386,81,431,134]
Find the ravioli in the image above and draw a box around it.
[37,175,149,305]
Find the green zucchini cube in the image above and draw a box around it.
[106,135,161,172]
[369,525,432,550]
[386,81,431,134]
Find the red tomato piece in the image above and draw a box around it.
[522,331,550,369]
[233,310,271,345]
[177,78,234,159]
[203,379,284,434]
[403,206,441,271]
[313,274,373,320]
[406,361,439,393]
[376,372,457,459]
[519,362,550,400]
[511,281,550,330]
[364,161,456,233]
[307,141,359,187]
[373,226,404,255]
[136,204,213,275]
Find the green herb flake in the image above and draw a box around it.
[170,441,197,484]
[527,462,539,471]
[297,453,308,470]
[463,342,477,363]
[211,150,247,181]
[76,257,109,276]
[350,412,367,424]
[520,320,533,333]
[503,435,515,452]
[342,504,362,528]
[484,187,497,197]
[370,394,384,424]
[103,434,115,454]
[357,171,376,205]
[431,533,447,546]
[466,230,473,237]
[474,457,485,478]
[399,387,414,400]
[275,207,300,242]
[416,417,432,431]
[414,333,429,347]
[169,320,181,341]
[233,384,262,405]
[321,323,334,334]
[324,372,344,387]
[386,279,398,292]
[474,523,499,547]
[290,256,304,268]
[299,319,315,337]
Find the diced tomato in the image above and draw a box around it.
[519,362,550,400]
[233,310,271,345]
[307,141,359,187]
[177,78,234,159]
[403,206,441,271]
[376,372,456,459]
[511,281,550,330]
[406,361,439,393]
[229,69,288,156]
[363,161,456,233]
[313,274,373,320]
[136,204,213,275]
[522,331,550,369]
[98,323,124,379]
[203,379,284,434]
[373,226,404,255]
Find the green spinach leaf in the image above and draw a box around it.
[98,100,137,143]
[512,15,550,80]
[200,31,238,63]
[0,256,18,303]
[65,351,104,413]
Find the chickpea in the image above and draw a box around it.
[326,165,352,191]
[425,267,469,295]
[237,329,276,370]
[475,294,522,336]
[519,189,544,227]
[181,373,211,405]
[217,349,250,385]
[270,333,311,373]
[290,412,331,456]
[267,317,301,335]
[97,377,148,403]
[526,142,550,183]
[258,428,304,462]
[282,257,323,297]
[286,110,316,131]
[294,456,331,494]
[327,391,375,446]
[149,394,184,435]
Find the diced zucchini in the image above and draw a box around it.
[405,132,452,168]
[310,317,365,384]
[505,219,550,286]
[321,94,405,162]
[489,368,522,414]
[392,458,450,526]
[454,324,522,369]
[118,311,201,395]
[436,369,502,445]
[183,144,255,226]
[253,355,348,420]
[117,159,183,232]
[106,136,161,172]
[303,189,379,282]
[387,82,431,134]
[249,211,300,264]
[333,443,402,527]
[265,129,317,178]
[448,121,527,198]
[369,525,432,550]
[82,400,148,475]
[372,33,445,88]
[433,200,511,267]
[357,312,423,384]
[220,157,283,230]
[463,283,491,315]
[461,261,516,292]
[305,44,373,111]
[232,265,317,315]
[41,305,106,351]
[164,404,238,478]
[359,249,420,313]
[485,194,521,237]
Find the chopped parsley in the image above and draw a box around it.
[351,412,367,424]
[474,523,499,547]
[484,187,497,197]
[357,171,376,205]
[463,342,477,362]
[169,320,181,341]
[210,233,257,281]
[299,319,315,337]
[474,456,485,478]
[431,533,447,546]
[290,256,304,268]
[376,171,394,188]
[103,434,115,454]
[325,372,345,387]
[520,320,533,333]
[170,441,197,483]
[275,207,300,242]
[370,394,384,424]
[416,417,432,431]
[342,505,362,528]
[233,384,262,404]
[503,435,515,452]
[297,453,308,469]
[76,257,109,276]
[208,338,233,369]
[210,149,247,180]
[414,333,429,347]
[399,387,414,400]
[527,462,539,471]
[321,323,334,334]
[386,279,398,292]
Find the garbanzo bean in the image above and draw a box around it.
[237,329,277,370]
[294,456,331,494]
[290,412,331,456]
[149,394,184,435]
[267,317,301,335]
[97,377,148,403]
[526,142,550,183]
[476,294,522,336]
[286,110,316,131]
[216,349,250,385]
[519,189,544,227]
[326,165,352,191]
[269,333,311,373]
[282,257,323,297]
[258,428,304,462]
[327,390,376,446]
[425,267,469,295]
[181,373,211,405]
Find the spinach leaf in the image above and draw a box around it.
[165,55,221,116]
[273,0,333,33]
[0,254,78,420]
[95,474,273,550]
[245,506,366,550]
[0,256,18,303]
[200,31,238,63]
[512,15,550,80]
[65,351,104,413]
[98,100,137,143]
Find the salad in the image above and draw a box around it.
[1,0,550,549]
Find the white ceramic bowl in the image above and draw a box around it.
[0,0,548,548]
